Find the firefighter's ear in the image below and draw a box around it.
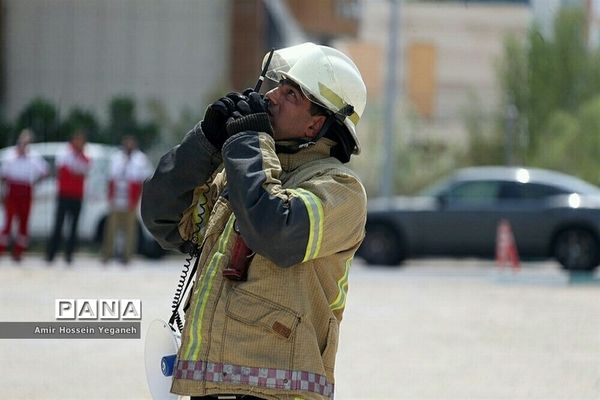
[305,115,326,139]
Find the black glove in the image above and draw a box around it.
[239,89,268,113]
[200,92,247,149]
[225,91,273,137]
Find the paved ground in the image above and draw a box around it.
[1,254,599,399]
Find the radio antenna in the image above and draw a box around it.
[254,48,275,92]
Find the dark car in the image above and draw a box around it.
[359,166,600,271]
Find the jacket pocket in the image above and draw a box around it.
[226,287,299,340]
[222,287,300,370]
[322,318,339,375]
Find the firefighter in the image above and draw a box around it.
[142,42,367,400]
[0,129,49,261]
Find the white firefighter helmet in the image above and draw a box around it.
[263,42,367,154]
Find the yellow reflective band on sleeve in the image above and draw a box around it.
[183,214,236,360]
[291,188,324,262]
[330,258,351,311]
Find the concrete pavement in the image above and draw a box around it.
[0,254,598,399]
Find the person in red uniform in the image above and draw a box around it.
[0,129,49,261]
[46,130,90,264]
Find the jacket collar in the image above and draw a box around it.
[277,138,335,172]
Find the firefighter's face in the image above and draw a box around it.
[265,80,325,141]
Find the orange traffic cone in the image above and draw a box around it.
[495,219,520,271]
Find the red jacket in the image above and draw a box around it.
[107,149,152,210]
[108,180,143,211]
[57,144,90,199]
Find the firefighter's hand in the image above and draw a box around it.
[225,91,272,136]
[201,92,246,150]
[233,90,268,116]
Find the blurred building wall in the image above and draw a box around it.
[230,0,265,90]
[230,0,360,90]
[344,0,530,144]
[2,0,230,121]
[286,0,359,40]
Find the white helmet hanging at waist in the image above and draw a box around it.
[262,42,367,154]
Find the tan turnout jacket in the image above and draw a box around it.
[142,125,367,399]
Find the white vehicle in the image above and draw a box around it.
[0,142,165,258]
